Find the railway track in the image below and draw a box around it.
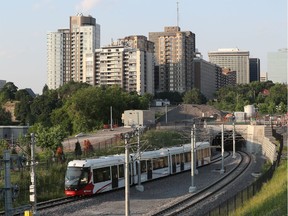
[1,151,233,215]
[151,151,251,216]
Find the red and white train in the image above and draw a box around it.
[65,142,211,196]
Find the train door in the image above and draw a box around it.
[147,160,152,180]
[111,165,118,189]
[171,155,176,173]
[180,153,184,171]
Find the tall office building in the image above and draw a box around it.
[249,58,260,82]
[208,48,250,84]
[149,26,196,93]
[94,36,154,95]
[47,14,100,90]
[267,48,287,84]
[193,57,217,100]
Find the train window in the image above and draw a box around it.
[173,154,181,165]
[153,157,168,170]
[180,153,185,163]
[79,169,89,186]
[118,164,124,178]
[140,160,147,173]
[185,152,191,162]
[93,167,111,183]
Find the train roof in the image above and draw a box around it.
[67,154,125,168]
[139,148,169,159]
[183,141,210,150]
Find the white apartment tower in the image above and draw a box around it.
[149,26,195,93]
[208,48,250,84]
[47,29,70,89]
[47,14,100,90]
[95,36,154,95]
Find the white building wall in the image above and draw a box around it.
[47,32,64,90]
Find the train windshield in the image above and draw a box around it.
[65,167,89,189]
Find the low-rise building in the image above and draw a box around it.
[121,110,155,127]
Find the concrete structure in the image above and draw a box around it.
[207,124,278,163]
[267,48,288,84]
[122,110,155,127]
[47,14,100,90]
[249,58,260,82]
[95,36,154,95]
[208,48,250,84]
[0,80,6,89]
[149,26,195,93]
[0,126,29,141]
[244,105,256,118]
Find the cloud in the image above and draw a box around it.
[76,0,102,13]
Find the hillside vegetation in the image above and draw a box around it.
[234,159,287,215]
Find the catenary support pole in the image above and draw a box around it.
[136,128,144,192]
[4,151,13,216]
[189,124,196,192]
[232,122,236,158]
[124,134,130,216]
[220,124,225,174]
[30,133,38,216]
[110,106,113,131]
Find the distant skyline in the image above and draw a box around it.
[0,0,286,94]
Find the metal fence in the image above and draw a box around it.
[207,128,284,216]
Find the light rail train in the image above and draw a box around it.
[65,142,211,196]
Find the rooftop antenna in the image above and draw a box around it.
[177,2,179,27]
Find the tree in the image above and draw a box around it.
[183,88,206,104]
[154,91,183,104]
[29,123,68,156]
[0,107,12,125]
[0,82,18,103]
[30,90,61,127]
[14,90,34,125]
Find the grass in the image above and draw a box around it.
[233,159,287,216]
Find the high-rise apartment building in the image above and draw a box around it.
[149,26,195,93]
[267,48,287,84]
[208,48,250,84]
[94,36,154,95]
[47,14,100,90]
[249,58,260,82]
[47,29,70,89]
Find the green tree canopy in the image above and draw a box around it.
[183,88,206,104]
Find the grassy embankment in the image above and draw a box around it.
[234,146,287,216]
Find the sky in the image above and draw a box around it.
[0,0,286,94]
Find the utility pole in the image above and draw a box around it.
[165,105,168,124]
[220,124,225,174]
[30,133,38,216]
[189,124,196,193]
[4,151,13,216]
[110,106,113,131]
[124,134,130,216]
